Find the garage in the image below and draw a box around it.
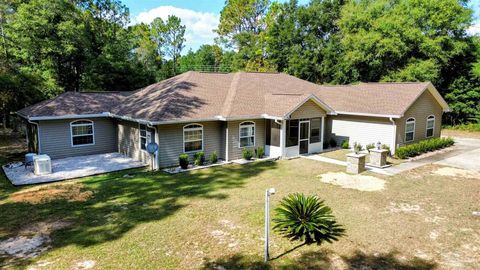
[326,115,395,152]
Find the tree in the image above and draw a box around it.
[265,0,345,83]
[151,15,185,75]
[273,193,345,245]
[217,0,272,70]
[336,0,473,86]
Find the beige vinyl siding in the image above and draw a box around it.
[38,118,116,159]
[326,115,394,149]
[157,121,225,168]
[117,119,151,164]
[290,100,327,119]
[227,119,265,160]
[396,90,443,146]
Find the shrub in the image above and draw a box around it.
[178,154,189,169]
[395,137,455,159]
[323,141,329,149]
[329,138,337,148]
[273,193,345,245]
[341,140,349,149]
[366,143,375,152]
[209,151,218,164]
[381,144,390,152]
[193,151,205,166]
[242,148,254,160]
[353,142,363,153]
[255,147,265,158]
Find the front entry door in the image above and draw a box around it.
[299,121,310,154]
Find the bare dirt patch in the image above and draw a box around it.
[386,202,423,214]
[10,183,93,204]
[432,167,480,179]
[0,220,71,265]
[318,172,386,191]
[71,260,96,270]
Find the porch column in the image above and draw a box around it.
[321,117,325,151]
[280,120,286,158]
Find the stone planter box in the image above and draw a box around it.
[368,148,391,168]
[346,153,366,174]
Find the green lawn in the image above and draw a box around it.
[1,133,479,269]
[319,148,405,165]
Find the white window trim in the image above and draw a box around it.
[139,124,150,152]
[239,121,255,148]
[70,119,95,147]
[426,115,435,138]
[183,123,204,153]
[405,117,415,142]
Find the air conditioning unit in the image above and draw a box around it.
[34,155,52,175]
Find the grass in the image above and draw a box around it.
[1,133,479,269]
[319,148,405,165]
[443,123,480,132]
[442,124,480,139]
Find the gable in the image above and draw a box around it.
[403,90,443,117]
[289,99,327,119]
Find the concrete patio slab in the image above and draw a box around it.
[2,153,147,186]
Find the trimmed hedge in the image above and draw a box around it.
[395,137,454,159]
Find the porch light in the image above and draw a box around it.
[376,141,382,150]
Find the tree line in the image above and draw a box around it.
[1,0,479,127]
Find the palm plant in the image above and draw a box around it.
[273,193,345,245]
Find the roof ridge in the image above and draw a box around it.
[220,72,241,117]
[359,81,429,85]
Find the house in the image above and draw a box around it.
[17,71,450,169]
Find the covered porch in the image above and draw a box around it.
[264,97,331,158]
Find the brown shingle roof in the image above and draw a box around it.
[18,72,448,122]
[17,91,130,118]
[315,82,434,117]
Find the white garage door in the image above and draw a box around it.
[331,118,394,150]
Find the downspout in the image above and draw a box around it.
[147,124,159,170]
[389,117,396,155]
[28,119,40,154]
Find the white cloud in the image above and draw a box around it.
[134,6,220,52]
[467,23,480,36]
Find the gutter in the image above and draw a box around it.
[335,111,401,119]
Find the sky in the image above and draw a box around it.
[123,0,480,52]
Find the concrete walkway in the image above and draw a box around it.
[304,137,480,176]
[302,155,393,176]
[2,153,147,185]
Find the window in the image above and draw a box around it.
[183,124,203,152]
[71,120,94,146]
[286,120,299,147]
[426,115,435,138]
[239,121,255,147]
[405,118,415,142]
[139,124,149,150]
[310,118,321,143]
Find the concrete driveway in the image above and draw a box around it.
[435,137,480,172]
[384,137,480,175]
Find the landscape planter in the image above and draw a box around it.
[368,148,390,168]
[346,153,366,174]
